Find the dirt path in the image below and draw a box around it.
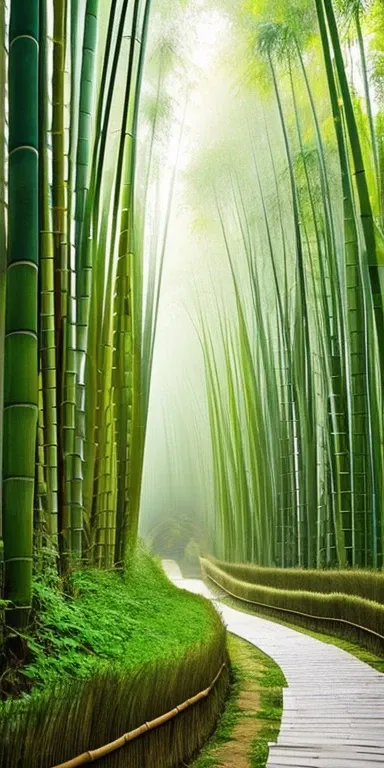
[191,634,285,768]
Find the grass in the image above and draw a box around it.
[1,547,219,697]
[190,634,285,768]
[0,549,230,768]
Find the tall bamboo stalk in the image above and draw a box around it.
[0,0,7,579]
[40,0,59,546]
[52,0,70,559]
[323,0,384,389]
[3,0,39,624]
[316,0,377,566]
[73,0,99,559]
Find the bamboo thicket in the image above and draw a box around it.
[0,0,178,626]
[192,0,384,569]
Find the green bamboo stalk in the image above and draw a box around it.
[354,5,382,224]
[123,0,153,560]
[3,0,39,624]
[199,317,236,561]
[65,0,83,562]
[323,0,384,389]
[231,171,287,563]
[0,0,7,581]
[216,199,276,565]
[259,120,298,566]
[224,325,251,561]
[267,50,316,567]
[248,136,298,566]
[316,0,376,566]
[89,208,110,565]
[52,0,70,560]
[82,0,126,541]
[34,375,48,558]
[112,0,153,563]
[73,0,100,560]
[39,0,59,546]
[294,36,350,567]
[112,0,141,565]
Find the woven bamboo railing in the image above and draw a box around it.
[51,662,226,768]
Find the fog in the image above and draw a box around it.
[139,0,384,570]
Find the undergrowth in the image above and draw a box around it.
[0,551,230,768]
[1,547,218,699]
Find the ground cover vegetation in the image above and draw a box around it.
[0,549,229,767]
[188,0,384,570]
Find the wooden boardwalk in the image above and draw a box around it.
[162,561,384,768]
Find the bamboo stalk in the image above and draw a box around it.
[40,0,59,545]
[3,0,40,625]
[0,0,7,572]
[52,0,70,560]
[322,0,384,391]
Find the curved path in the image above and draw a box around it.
[162,561,384,768]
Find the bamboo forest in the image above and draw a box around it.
[2,0,384,766]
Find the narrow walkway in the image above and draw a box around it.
[162,561,384,768]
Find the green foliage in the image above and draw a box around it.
[4,548,220,693]
[0,550,229,767]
